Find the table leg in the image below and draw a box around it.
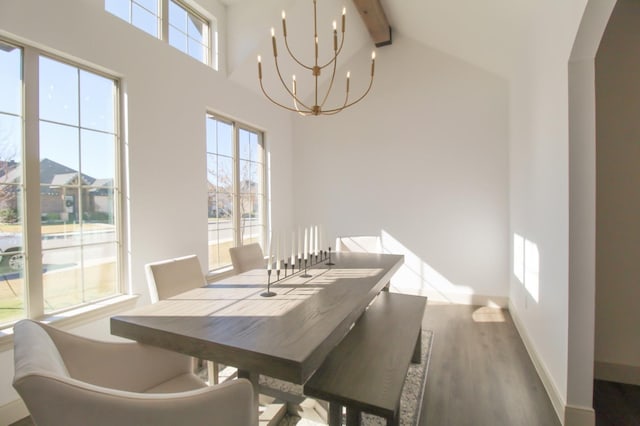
[346,407,361,426]
[329,402,343,426]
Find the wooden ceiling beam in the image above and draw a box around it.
[351,0,392,47]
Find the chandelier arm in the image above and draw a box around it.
[321,75,374,114]
[272,55,315,112]
[293,91,311,115]
[259,78,312,114]
[322,94,349,115]
[319,54,339,108]
[322,76,350,115]
[319,32,346,70]
[283,36,314,71]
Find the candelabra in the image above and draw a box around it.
[261,248,332,297]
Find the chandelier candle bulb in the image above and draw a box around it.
[346,71,350,92]
[271,28,277,57]
[342,7,346,32]
[282,11,287,37]
[371,51,376,76]
[257,56,262,79]
[333,21,338,51]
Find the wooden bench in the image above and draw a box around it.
[303,292,427,426]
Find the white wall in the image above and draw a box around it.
[291,35,510,306]
[0,0,294,418]
[508,0,611,424]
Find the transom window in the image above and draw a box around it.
[105,0,160,38]
[105,0,217,69]
[168,0,210,65]
[0,39,122,328]
[206,114,265,270]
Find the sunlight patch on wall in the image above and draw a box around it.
[513,233,539,303]
[380,230,474,300]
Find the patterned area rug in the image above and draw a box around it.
[261,329,434,426]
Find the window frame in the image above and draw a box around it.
[0,37,126,329]
[206,113,266,272]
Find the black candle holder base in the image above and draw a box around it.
[260,291,277,297]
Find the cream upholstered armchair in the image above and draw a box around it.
[229,243,265,274]
[12,319,257,426]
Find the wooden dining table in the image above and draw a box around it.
[110,252,404,391]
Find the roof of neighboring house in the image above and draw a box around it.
[0,158,98,186]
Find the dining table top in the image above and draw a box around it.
[111,251,404,384]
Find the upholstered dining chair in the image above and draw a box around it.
[229,243,265,274]
[12,319,257,426]
[145,254,220,384]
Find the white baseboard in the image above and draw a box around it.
[0,397,28,426]
[564,404,595,426]
[595,361,640,386]
[508,301,566,425]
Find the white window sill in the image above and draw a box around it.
[0,294,139,352]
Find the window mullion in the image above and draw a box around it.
[160,0,169,44]
[234,125,241,246]
[23,47,44,318]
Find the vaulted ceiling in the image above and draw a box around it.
[218,0,538,98]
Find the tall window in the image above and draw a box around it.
[0,40,121,327]
[105,0,216,69]
[0,41,25,325]
[206,114,265,270]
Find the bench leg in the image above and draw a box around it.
[412,328,422,364]
[346,407,361,426]
[386,403,400,426]
[328,403,343,426]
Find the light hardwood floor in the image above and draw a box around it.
[418,303,561,426]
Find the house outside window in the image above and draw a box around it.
[206,114,265,270]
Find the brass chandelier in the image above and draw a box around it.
[257,0,376,116]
